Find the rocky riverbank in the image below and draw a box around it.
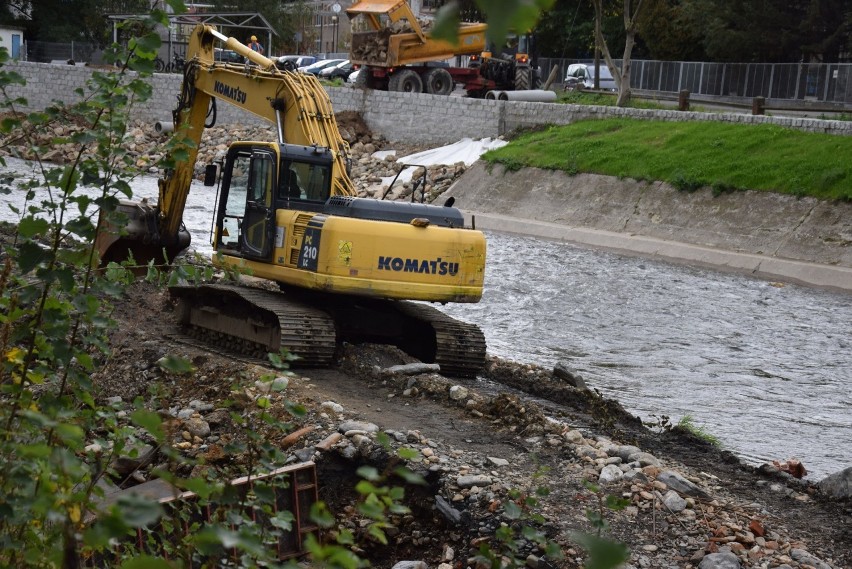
[82,278,851,569]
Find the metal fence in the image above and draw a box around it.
[540,58,852,105]
[24,40,101,64]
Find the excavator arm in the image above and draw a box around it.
[96,24,355,265]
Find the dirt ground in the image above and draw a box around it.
[91,275,852,569]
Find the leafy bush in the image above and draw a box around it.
[0,5,184,565]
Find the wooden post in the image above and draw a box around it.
[543,64,560,91]
[752,96,766,115]
[678,90,690,111]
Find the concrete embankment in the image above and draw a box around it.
[443,163,852,292]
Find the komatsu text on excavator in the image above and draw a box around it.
[95,24,487,377]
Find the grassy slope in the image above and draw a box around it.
[481,117,852,201]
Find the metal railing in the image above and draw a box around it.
[539,58,852,105]
[24,40,101,64]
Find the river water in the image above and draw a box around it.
[2,158,850,480]
[440,231,852,481]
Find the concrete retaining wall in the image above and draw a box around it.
[5,61,852,144]
[442,163,852,291]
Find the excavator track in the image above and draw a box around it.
[393,301,486,378]
[169,284,338,366]
[302,293,487,379]
[169,284,487,378]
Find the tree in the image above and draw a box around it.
[0,0,150,44]
[669,0,850,63]
[534,0,598,59]
[637,0,706,61]
[798,0,851,62]
[592,0,647,106]
[285,1,318,55]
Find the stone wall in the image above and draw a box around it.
[5,61,852,144]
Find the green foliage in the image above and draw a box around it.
[481,118,852,201]
[565,482,630,569]
[557,89,671,110]
[645,414,721,447]
[0,6,175,564]
[0,2,324,566]
[569,532,631,569]
[431,0,555,50]
[469,467,564,568]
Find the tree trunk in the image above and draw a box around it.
[593,0,646,107]
[617,30,636,106]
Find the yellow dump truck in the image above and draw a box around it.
[347,0,538,97]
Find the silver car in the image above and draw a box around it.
[564,63,617,91]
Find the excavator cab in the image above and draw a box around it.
[214,141,335,262]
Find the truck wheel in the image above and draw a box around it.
[515,66,532,91]
[389,69,423,93]
[423,68,453,96]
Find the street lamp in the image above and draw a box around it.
[331,3,341,53]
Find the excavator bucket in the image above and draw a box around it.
[94,199,190,268]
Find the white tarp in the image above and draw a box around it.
[377,137,508,186]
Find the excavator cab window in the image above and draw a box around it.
[279,159,331,203]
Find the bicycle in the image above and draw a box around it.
[154,56,166,73]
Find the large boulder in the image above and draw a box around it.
[817,466,852,499]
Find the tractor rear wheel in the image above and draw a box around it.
[514,66,532,91]
[423,68,453,96]
[389,69,424,93]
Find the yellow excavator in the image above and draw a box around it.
[95,24,487,377]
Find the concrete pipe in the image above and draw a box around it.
[497,90,558,102]
[484,90,502,100]
[154,120,174,134]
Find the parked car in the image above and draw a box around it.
[564,63,617,91]
[299,58,346,75]
[276,55,317,71]
[214,48,243,64]
[347,67,361,84]
[318,60,354,80]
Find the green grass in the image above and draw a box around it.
[676,415,721,447]
[482,118,852,201]
[557,90,676,110]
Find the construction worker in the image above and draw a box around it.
[248,35,264,55]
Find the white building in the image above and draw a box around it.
[0,25,25,59]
